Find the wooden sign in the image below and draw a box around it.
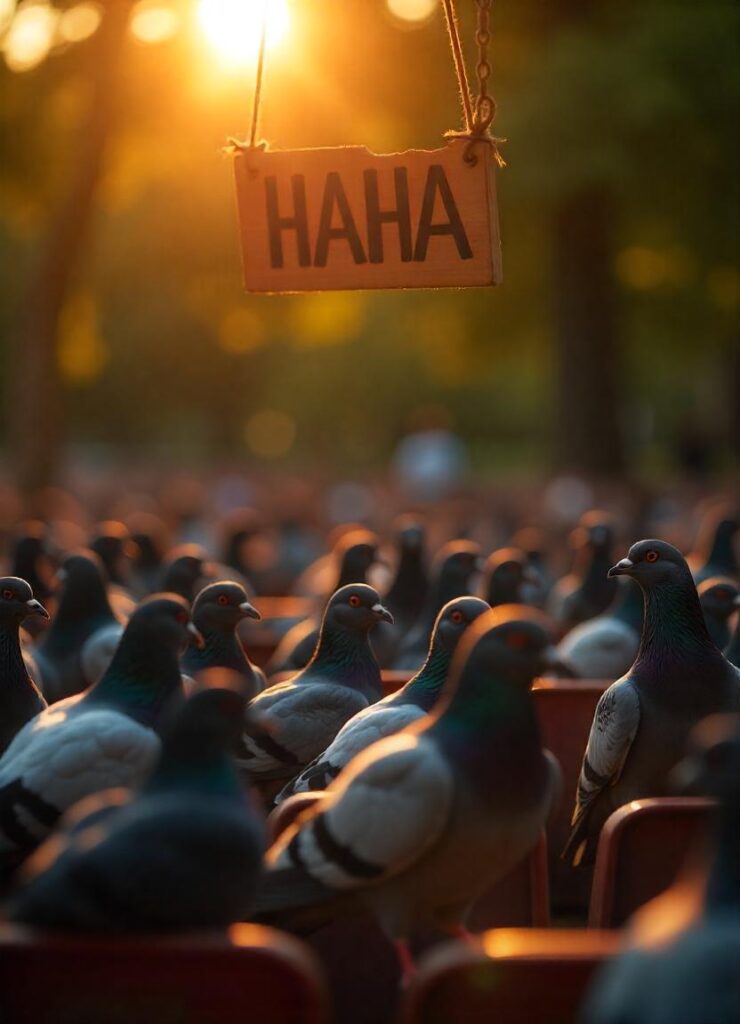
[233,140,501,293]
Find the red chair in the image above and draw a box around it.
[0,923,328,1024]
[402,928,620,1024]
[588,796,716,928]
[532,678,610,911]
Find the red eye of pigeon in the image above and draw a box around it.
[645,550,659,563]
[2,589,14,600]
[217,595,229,606]
[507,631,529,650]
[176,610,189,624]
[348,595,361,608]
[450,610,464,624]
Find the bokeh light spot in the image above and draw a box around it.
[386,0,437,24]
[615,246,666,291]
[3,1,58,72]
[218,307,267,354]
[57,293,109,385]
[244,410,296,459]
[58,3,101,45]
[292,292,367,348]
[130,2,180,45]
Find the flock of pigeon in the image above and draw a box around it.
[0,501,738,1019]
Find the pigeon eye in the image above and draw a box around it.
[2,589,14,600]
[175,610,189,624]
[217,595,229,606]
[507,631,529,650]
[645,550,659,563]
[450,610,464,624]
[348,595,361,608]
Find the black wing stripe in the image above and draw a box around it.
[312,814,384,880]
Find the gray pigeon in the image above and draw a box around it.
[0,595,199,866]
[556,576,643,680]
[480,547,534,607]
[689,508,738,585]
[8,688,265,931]
[238,585,391,788]
[275,596,490,802]
[268,530,381,674]
[548,512,617,630]
[580,714,740,1024]
[698,577,740,652]
[33,551,120,704]
[563,540,740,867]
[0,578,49,756]
[253,607,560,968]
[182,581,266,699]
[392,540,481,670]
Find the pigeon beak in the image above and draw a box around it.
[239,601,262,621]
[187,622,206,650]
[608,558,634,578]
[26,598,50,620]
[372,603,394,625]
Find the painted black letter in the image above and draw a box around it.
[413,165,473,262]
[265,175,311,269]
[314,173,367,267]
[364,168,412,263]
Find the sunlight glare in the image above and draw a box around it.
[197,0,289,69]
[130,2,180,45]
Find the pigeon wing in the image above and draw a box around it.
[271,732,453,892]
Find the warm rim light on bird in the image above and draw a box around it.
[386,0,437,24]
[196,0,290,69]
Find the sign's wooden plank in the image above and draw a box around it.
[233,140,501,293]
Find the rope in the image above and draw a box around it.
[441,0,506,168]
[249,0,269,148]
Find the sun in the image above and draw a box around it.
[197,0,290,68]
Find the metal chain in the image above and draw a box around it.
[473,0,496,133]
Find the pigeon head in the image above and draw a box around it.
[608,539,692,588]
[511,527,547,563]
[452,606,560,690]
[573,511,614,552]
[335,530,380,586]
[161,545,213,602]
[9,523,55,602]
[0,577,49,625]
[433,541,482,598]
[125,594,204,655]
[395,516,425,553]
[90,521,136,585]
[322,584,393,633]
[54,550,112,612]
[482,547,534,607]
[161,687,248,760]
[698,578,740,625]
[192,581,261,632]
[433,596,491,653]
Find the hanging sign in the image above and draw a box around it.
[233,140,502,293]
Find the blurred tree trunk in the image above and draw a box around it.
[8,1,131,495]
[552,187,624,474]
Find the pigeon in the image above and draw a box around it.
[160,545,214,603]
[689,508,738,585]
[254,607,560,966]
[698,577,740,652]
[79,622,125,687]
[90,521,136,591]
[371,517,429,667]
[8,689,265,932]
[0,595,199,865]
[238,585,391,788]
[563,540,740,867]
[8,523,55,638]
[128,512,168,598]
[556,576,643,680]
[725,593,740,668]
[580,714,740,1024]
[392,540,481,670]
[0,579,49,757]
[268,531,382,674]
[293,527,380,601]
[182,581,266,700]
[276,596,490,802]
[33,551,120,704]
[480,547,534,607]
[511,526,553,606]
[548,512,617,631]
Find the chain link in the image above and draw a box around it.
[473,0,495,132]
